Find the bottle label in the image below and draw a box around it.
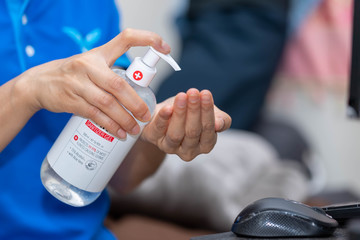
[47,116,138,192]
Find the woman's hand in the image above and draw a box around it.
[109,88,231,193]
[141,88,232,161]
[14,29,170,139]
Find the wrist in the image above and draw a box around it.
[12,69,41,115]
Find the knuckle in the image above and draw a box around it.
[122,115,137,131]
[164,147,177,155]
[155,120,167,132]
[168,132,183,144]
[120,28,135,43]
[161,140,177,154]
[147,32,161,46]
[202,146,213,154]
[104,119,119,133]
[85,105,101,119]
[132,102,148,117]
[122,28,133,37]
[203,122,215,132]
[186,128,201,139]
[63,55,87,72]
[181,152,196,162]
[108,75,125,91]
[162,145,176,154]
[95,93,113,107]
[201,136,217,153]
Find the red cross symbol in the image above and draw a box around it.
[133,71,143,81]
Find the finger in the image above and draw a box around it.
[199,90,217,153]
[143,105,173,142]
[87,65,151,125]
[79,79,141,135]
[181,89,201,149]
[73,97,127,139]
[214,108,232,132]
[98,28,171,66]
[163,92,187,151]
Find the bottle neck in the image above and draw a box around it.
[125,57,156,87]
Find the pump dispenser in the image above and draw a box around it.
[126,47,181,87]
[41,47,180,207]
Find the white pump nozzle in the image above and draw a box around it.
[126,47,181,87]
[143,47,181,71]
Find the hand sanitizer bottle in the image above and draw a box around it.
[41,47,181,207]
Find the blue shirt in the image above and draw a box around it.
[0,0,130,239]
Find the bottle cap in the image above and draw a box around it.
[126,47,181,87]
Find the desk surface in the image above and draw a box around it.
[191,229,348,240]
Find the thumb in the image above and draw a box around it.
[98,28,171,66]
[142,105,173,142]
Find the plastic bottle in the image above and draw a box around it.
[40,47,181,207]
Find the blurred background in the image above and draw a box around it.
[117,0,360,197]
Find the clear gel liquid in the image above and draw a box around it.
[41,158,101,207]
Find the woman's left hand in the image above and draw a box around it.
[141,88,231,161]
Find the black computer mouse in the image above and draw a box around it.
[231,197,338,238]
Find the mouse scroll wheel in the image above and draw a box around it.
[311,206,327,215]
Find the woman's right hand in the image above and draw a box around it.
[15,29,171,139]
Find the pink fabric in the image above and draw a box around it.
[277,0,353,91]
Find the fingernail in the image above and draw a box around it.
[201,93,211,104]
[177,98,186,108]
[189,93,199,104]
[117,129,127,139]
[217,117,225,131]
[130,125,140,135]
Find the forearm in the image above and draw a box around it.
[0,74,38,152]
[108,137,166,194]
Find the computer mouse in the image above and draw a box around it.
[231,197,338,238]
